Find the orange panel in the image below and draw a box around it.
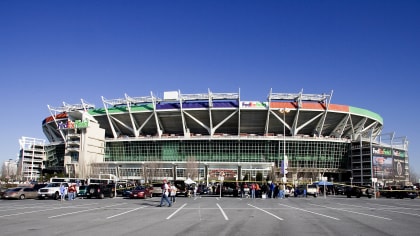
[328,104,349,112]
[269,102,297,109]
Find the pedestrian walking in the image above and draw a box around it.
[170,182,177,203]
[60,183,66,202]
[157,179,172,207]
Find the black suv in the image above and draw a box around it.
[85,184,116,199]
[346,185,373,198]
[173,180,187,197]
[216,182,239,197]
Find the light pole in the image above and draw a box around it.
[279,108,290,194]
[322,176,328,199]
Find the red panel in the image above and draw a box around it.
[301,103,326,109]
[270,102,349,112]
[45,112,68,123]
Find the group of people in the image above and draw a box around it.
[156,179,295,207]
[157,179,177,207]
[240,182,289,199]
[59,183,78,202]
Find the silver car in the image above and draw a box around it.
[2,187,38,200]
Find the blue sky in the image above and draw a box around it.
[1,1,419,175]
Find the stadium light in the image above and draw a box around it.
[279,108,290,195]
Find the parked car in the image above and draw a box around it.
[116,182,132,197]
[86,184,115,199]
[76,185,88,198]
[334,186,346,195]
[295,184,318,197]
[122,186,136,198]
[151,183,163,196]
[38,182,69,200]
[346,185,373,198]
[306,184,319,197]
[216,182,239,197]
[0,187,9,198]
[2,187,38,200]
[32,183,48,191]
[129,186,153,199]
[197,184,209,195]
[173,180,187,197]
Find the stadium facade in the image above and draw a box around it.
[24,89,409,187]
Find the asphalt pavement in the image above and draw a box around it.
[0,194,419,236]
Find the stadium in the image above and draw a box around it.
[33,89,409,187]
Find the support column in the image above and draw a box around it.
[173,164,177,181]
[238,165,242,182]
[205,164,209,187]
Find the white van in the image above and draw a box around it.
[306,184,319,197]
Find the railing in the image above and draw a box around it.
[107,134,351,142]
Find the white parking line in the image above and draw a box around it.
[0,206,65,218]
[338,202,400,210]
[379,208,420,217]
[280,204,339,220]
[0,205,50,211]
[48,203,127,218]
[248,204,283,221]
[309,203,391,220]
[356,203,420,217]
[107,206,147,219]
[367,202,420,210]
[167,203,187,220]
[390,202,420,208]
[217,203,229,220]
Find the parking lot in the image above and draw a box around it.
[1,195,419,236]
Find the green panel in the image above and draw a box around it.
[295,156,313,161]
[106,107,129,113]
[89,104,153,115]
[88,107,128,115]
[349,106,383,124]
[318,156,327,161]
[162,143,178,161]
[131,104,154,111]
[89,108,106,115]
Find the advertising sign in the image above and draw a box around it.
[58,119,89,130]
[240,101,268,109]
[372,146,406,180]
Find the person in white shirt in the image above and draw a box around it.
[193,185,198,197]
[170,182,177,203]
[157,179,172,207]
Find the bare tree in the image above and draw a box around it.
[147,162,163,183]
[90,163,102,178]
[1,161,16,182]
[409,165,419,184]
[185,156,198,181]
[0,164,4,181]
[78,158,92,179]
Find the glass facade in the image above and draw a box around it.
[104,139,349,171]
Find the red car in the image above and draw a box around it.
[129,186,153,199]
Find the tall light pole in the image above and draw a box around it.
[279,108,290,194]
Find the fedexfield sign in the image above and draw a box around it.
[58,119,89,130]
